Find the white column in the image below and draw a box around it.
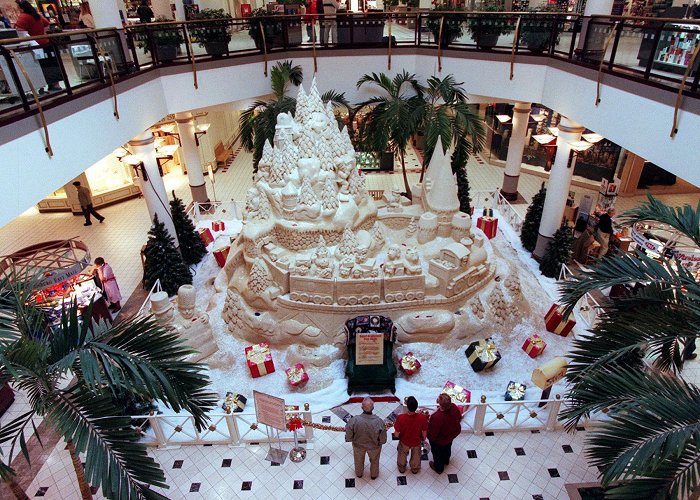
[532,117,584,260]
[173,1,186,22]
[128,132,179,245]
[90,0,123,28]
[176,114,210,204]
[500,102,531,201]
[151,0,173,20]
[577,0,616,51]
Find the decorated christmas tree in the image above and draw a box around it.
[520,183,547,252]
[143,214,193,296]
[540,225,574,278]
[170,193,207,266]
[336,226,358,259]
[248,258,273,295]
[455,164,471,215]
[321,178,339,211]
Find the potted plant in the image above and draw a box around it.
[248,7,284,51]
[191,8,233,56]
[151,17,184,62]
[520,6,564,54]
[426,5,465,47]
[468,4,514,50]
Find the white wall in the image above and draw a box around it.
[1,52,698,228]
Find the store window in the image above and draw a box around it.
[84,156,135,196]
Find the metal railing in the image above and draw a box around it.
[186,200,242,223]
[558,262,603,329]
[2,13,698,127]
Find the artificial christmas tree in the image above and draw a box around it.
[170,193,207,266]
[455,164,472,215]
[540,225,574,278]
[143,214,193,296]
[520,183,547,252]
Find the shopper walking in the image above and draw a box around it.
[427,393,462,474]
[393,396,428,474]
[73,181,105,226]
[595,207,616,258]
[14,0,62,92]
[93,257,122,312]
[137,0,154,23]
[345,397,387,479]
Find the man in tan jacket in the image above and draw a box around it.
[345,398,387,479]
[73,181,104,226]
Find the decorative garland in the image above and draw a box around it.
[300,420,395,432]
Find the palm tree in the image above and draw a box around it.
[355,71,424,199]
[559,195,700,499]
[0,270,217,500]
[417,74,485,181]
[237,60,349,171]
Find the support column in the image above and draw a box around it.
[176,114,210,204]
[577,0,616,52]
[532,117,584,261]
[500,102,531,201]
[128,133,179,245]
[173,1,186,21]
[90,0,123,28]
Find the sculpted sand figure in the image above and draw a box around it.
[384,244,405,277]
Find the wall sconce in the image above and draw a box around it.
[547,126,559,137]
[194,123,210,147]
[532,134,556,145]
[155,144,179,176]
[113,147,128,159]
[120,154,148,181]
[530,113,546,123]
[158,123,181,145]
[581,132,604,144]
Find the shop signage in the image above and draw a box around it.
[355,332,384,365]
[631,226,700,271]
[631,226,660,253]
[253,391,287,431]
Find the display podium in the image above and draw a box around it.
[344,315,397,395]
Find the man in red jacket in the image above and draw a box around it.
[427,393,462,474]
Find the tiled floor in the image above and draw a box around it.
[1,142,699,499]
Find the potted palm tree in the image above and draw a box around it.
[425,5,464,47]
[560,195,700,498]
[191,8,232,56]
[151,17,184,62]
[0,271,216,500]
[468,4,514,50]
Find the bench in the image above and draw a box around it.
[214,141,233,170]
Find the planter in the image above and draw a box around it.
[524,36,549,54]
[204,41,229,56]
[475,33,499,50]
[156,44,177,62]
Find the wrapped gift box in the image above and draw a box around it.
[285,363,309,386]
[212,220,225,232]
[544,304,576,337]
[442,381,470,414]
[245,342,275,378]
[285,404,303,431]
[532,357,568,389]
[504,381,526,402]
[477,216,498,239]
[522,334,547,359]
[400,352,421,376]
[465,338,502,372]
[213,246,230,267]
[221,392,247,413]
[198,227,214,247]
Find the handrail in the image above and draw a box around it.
[590,14,700,24]
[0,27,121,45]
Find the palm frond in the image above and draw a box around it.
[48,383,169,500]
[621,194,700,247]
[320,90,349,109]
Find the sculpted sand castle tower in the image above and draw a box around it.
[217,79,495,346]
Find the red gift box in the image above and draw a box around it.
[442,381,470,415]
[477,216,498,239]
[400,352,421,376]
[213,246,230,267]
[245,342,275,378]
[544,304,576,337]
[522,334,547,358]
[198,227,214,246]
[212,220,225,231]
[285,363,309,386]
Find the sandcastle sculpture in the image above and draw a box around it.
[217,78,495,345]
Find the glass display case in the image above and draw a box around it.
[652,23,700,75]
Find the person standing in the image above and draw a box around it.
[345,397,387,479]
[393,396,428,474]
[595,207,616,258]
[78,2,95,29]
[73,181,105,226]
[136,0,154,23]
[93,257,122,311]
[321,0,340,45]
[427,393,462,474]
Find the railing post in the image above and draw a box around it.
[302,403,313,446]
[149,414,168,448]
[545,394,562,431]
[568,16,579,60]
[607,20,624,71]
[0,47,30,111]
[224,411,242,446]
[548,15,559,55]
[87,34,106,85]
[473,395,487,434]
[643,25,663,80]
[417,13,422,46]
[125,28,141,71]
[51,38,72,95]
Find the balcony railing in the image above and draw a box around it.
[1,13,699,127]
